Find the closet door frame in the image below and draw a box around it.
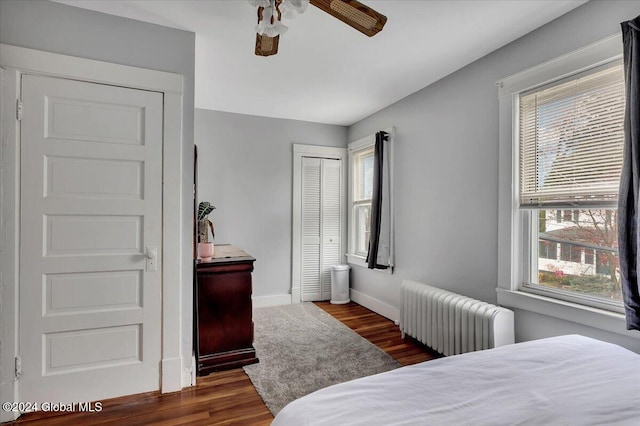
[292,144,347,303]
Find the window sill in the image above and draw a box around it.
[346,254,391,273]
[347,254,367,268]
[496,288,639,339]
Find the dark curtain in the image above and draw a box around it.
[617,15,640,331]
[367,131,389,269]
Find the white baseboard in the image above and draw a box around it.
[161,357,183,393]
[0,381,18,422]
[0,409,18,423]
[350,289,400,323]
[252,294,292,308]
[182,356,196,388]
[291,286,300,304]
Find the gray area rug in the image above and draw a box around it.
[243,303,400,415]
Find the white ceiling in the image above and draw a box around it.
[54,0,587,126]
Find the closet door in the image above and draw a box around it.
[321,159,342,299]
[301,158,322,301]
[301,157,342,301]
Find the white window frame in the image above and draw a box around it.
[496,35,638,338]
[347,128,394,269]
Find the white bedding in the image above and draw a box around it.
[272,335,640,425]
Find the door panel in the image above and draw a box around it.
[45,214,143,255]
[45,156,144,199]
[19,74,162,403]
[44,325,141,375]
[44,270,142,314]
[44,95,144,145]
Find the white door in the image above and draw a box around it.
[301,157,342,301]
[19,74,163,403]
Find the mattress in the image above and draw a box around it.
[272,335,640,425]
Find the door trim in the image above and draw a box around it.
[292,144,347,304]
[0,44,184,420]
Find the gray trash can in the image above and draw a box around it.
[330,264,351,304]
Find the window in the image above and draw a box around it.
[519,60,625,309]
[584,248,595,265]
[347,128,394,267]
[497,36,629,332]
[539,240,557,260]
[348,139,375,259]
[559,242,572,262]
[353,146,374,256]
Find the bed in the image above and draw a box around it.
[272,335,640,425]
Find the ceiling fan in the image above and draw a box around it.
[249,0,387,56]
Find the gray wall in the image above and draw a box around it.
[0,0,196,368]
[195,109,347,298]
[348,0,640,350]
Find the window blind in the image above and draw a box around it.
[519,61,625,208]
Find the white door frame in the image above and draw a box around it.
[292,144,347,303]
[0,44,184,421]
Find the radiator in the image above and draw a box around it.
[400,280,514,356]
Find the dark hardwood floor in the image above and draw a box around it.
[9,302,438,425]
[314,301,441,366]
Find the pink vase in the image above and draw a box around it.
[198,242,215,261]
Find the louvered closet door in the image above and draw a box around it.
[302,158,322,301]
[301,157,342,301]
[321,160,341,298]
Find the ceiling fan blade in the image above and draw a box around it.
[309,0,387,37]
[255,33,280,56]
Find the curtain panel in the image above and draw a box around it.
[367,131,393,270]
[617,15,640,331]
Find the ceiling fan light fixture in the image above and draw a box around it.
[255,6,289,37]
[280,0,310,19]
[248,0,271,7]
[257,21,288,37]
[253,1,294,39]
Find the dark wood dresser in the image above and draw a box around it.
[195,245,258,375]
